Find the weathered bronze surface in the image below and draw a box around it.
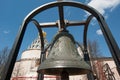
[38,32,91,75]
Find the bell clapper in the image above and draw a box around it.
[61,70,69,80]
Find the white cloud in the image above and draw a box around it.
[85,0,120,30]
[96,29,102,35]
[3,30,10,34]
[87,0,120,15]
[84,0,120,25]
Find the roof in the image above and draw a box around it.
[27,35,49,49]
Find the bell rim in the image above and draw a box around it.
[37,67,91,75]
[38,60,91,68]
[37,60,91,75]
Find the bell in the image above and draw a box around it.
[37,31,91,75]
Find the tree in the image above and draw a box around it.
[0,47,10,79]
[88,40,105,80]
[88,40,103,58]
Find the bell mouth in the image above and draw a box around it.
[37,67,91,75]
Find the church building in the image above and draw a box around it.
[11,32,120,80]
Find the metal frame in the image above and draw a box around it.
[1,1,120,80]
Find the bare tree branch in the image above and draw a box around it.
[0,47,10,79]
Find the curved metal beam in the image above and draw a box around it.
[23,1,101,22]
[31,19,44,51]
[83,15,94,80]
[83,15,94,51]
[30,19,45,80]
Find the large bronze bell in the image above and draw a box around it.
[37,31,91,75]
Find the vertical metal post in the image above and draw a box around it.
[0,22,28,80]
[97,16,120,75]
[58,3,65,30]
[84,50,95,80]
[37,52,45,80]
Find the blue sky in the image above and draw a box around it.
[0,0,120,58]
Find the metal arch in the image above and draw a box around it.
[23,2,120,71]
[83,15,94,51]
[23,1,120,71]
[31,19,44,51]
[1,20,45,80]
[82,15,94,80]
[30,19,45,80]
[23,1,101,22]
[83,15,93,62]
